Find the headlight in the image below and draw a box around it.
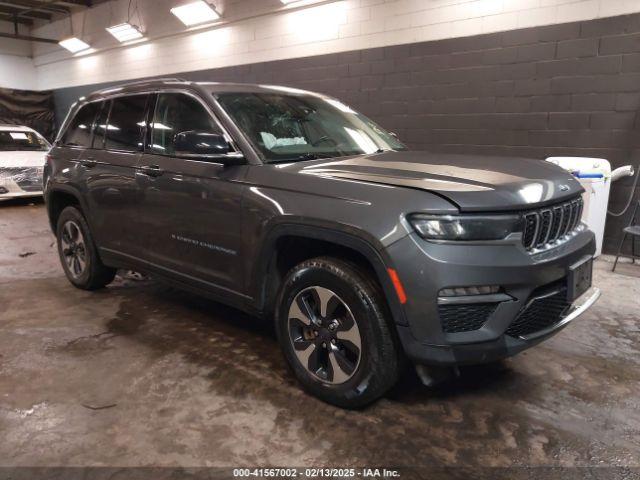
[409,213,523,241]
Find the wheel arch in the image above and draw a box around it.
[46,186,90,233]
[253,223,408,327]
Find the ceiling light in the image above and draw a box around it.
[58,36,90,53]
[170,1,220,26]
[106,23,144,42]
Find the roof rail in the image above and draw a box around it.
[92,77,190,95]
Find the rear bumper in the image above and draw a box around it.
[386,228,598,366]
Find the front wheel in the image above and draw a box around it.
[56,206,116,290]
[275,257,400,408]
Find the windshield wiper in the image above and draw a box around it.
[270,153,334,164]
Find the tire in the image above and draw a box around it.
[56,206,116,290]
[275,256,400,408]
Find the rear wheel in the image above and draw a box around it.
[275,256,400,408]
[56,206,116,290]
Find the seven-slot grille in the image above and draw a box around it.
[522,197,583,251]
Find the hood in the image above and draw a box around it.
[295,151,583,211]
[0,150,47,168]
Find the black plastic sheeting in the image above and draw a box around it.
[0,88,55,141]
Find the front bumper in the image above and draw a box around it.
[386,228,598,366]
[0,170,43,200]
[396,286,600,366]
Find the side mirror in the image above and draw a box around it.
[174,130,244,165]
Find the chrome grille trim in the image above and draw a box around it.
[522,197,584,252]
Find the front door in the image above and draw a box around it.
[136,92,246,294]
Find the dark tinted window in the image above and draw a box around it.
[103,95,148,152]
[91,100,110,149]
[150,93,221,155]
[62,102,101,147]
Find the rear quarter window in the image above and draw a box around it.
[61,102,101,148]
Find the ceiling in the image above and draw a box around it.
[0,0,108,27]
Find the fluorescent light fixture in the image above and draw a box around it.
[106,23,144,42]
[170,1,220,26]
[58,36,90,53]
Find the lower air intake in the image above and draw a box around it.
[439,303,498,333]
[505,286,570,338]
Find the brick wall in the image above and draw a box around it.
[53,13,640,254]
[34,0,640,90]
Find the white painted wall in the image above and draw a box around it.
[0,55,37,89]
[0,22,36,89]
[19,0,640,90]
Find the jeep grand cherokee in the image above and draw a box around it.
[44,79,600,407]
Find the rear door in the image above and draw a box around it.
[135,92,246,293]
[56,100,102,168]
[84,94,149,259]
[53,99,102,218]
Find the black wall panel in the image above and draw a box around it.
[0,88,55,140]
[53,13,640,254]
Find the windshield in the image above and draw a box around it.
[0,131,49,152]
[215,91,406,163]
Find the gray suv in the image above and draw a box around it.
[44,79,600,407]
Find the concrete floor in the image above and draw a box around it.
[1,198,640,477]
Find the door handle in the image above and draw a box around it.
[80,158,97,168]
[138,165,164,177]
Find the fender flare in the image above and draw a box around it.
[252,222,408,326]
[45,184,93,233]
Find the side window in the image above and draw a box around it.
[61,102,101,147]
[150,93,222,156]
[91,100,110,149]
[104,94,148,152]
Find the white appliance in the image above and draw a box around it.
[546,157,635,257]
[546,157,612,257]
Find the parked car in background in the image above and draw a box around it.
[0,125,51,200]
[45,80,600,408]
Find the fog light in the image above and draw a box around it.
[439,286,500,297]
[0,187,7,194]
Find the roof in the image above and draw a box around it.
[83,78,322,102]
